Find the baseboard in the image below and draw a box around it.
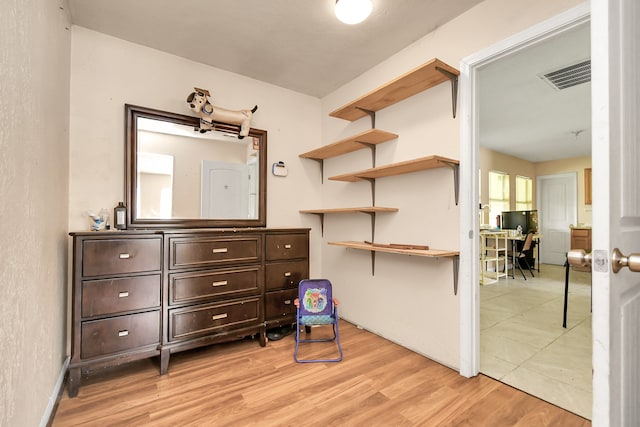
[41,355,70,427]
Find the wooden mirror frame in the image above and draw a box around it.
[125,104,267,228]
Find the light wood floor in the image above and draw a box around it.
[52,321,590,426]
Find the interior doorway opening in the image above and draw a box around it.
[459,3,592,420]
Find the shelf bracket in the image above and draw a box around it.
[305,158,325,184]
[359,142,377,168]
[305,213,326,236]
[453,254,459,295]
[356,107,376,129]
[318,213,325,237]
[362,178,376,206]
[435,66,459,118]
[440,161,460,205]
[372,251,376,276]
[363,212,376,243]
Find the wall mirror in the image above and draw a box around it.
[125,104,267,228]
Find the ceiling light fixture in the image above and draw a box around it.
[335,0,372,25]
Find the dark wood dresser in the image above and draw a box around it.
[68,228,308,396]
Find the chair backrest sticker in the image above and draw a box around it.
[303,288,328,313]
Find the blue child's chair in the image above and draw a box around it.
[294,279,343,363]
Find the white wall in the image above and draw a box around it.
[0,0,71,425]
[69,27,324,274]
[319,0,583,368]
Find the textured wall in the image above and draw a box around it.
[0,0,71,425]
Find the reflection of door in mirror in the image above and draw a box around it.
[137,152,173,218]
[201,161,248,219]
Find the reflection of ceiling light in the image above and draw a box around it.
[335,0,372,25]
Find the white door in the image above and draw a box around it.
[590,0,640,424]
[537,173,577,265]
[201,160,248,218]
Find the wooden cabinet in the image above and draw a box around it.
[68,228,309,396]
[264,230,309,329]
[571,227,592,251]
[68,232,163,397]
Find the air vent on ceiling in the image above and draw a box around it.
[539,59,591,90]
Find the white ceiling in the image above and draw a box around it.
[66,0,483,98]
[67,1,591,162]
[478,22,591,163]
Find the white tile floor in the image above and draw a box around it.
[480,263,592,420]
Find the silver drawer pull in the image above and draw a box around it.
[212,248,228,254]
[284,244,292,249]
[284,299,292,305]
[212,280,228,287]
[284,272,292,277]
[118,330,129,337]
[118,291,129,298]
[212,313,228,321]
[119,253,130,259]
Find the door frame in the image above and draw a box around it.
[458,2,591,377]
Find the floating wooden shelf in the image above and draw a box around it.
[299,129,398,160]
[300,207,398,238]
[328,240,460,294]
[329,58,460,121]
[300,207,398,215]
[329,240,458,257]
[328,155,459,201]
[328,155,460,205]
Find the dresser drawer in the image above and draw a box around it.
[81,275,161,317]
[169,266,262,305]
[169,236,261,269]
[81,311,160,359]
[265,234,308,261]
[82,238,161,277]
[265,260,308,291]
[265,289,298,320]
[169,297,261,341]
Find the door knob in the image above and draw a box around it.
[611,248,640,273]
[567,249,592,268]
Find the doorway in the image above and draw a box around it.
[458,2,592,419]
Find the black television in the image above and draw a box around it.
[501,210,538,234]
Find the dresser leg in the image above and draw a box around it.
[259,326,267,347]
[160,349,170,374]
[68,367,80,398]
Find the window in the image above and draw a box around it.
[489,171,509,226]
[516,175,533,210]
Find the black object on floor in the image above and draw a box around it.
[266,325,294,341]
